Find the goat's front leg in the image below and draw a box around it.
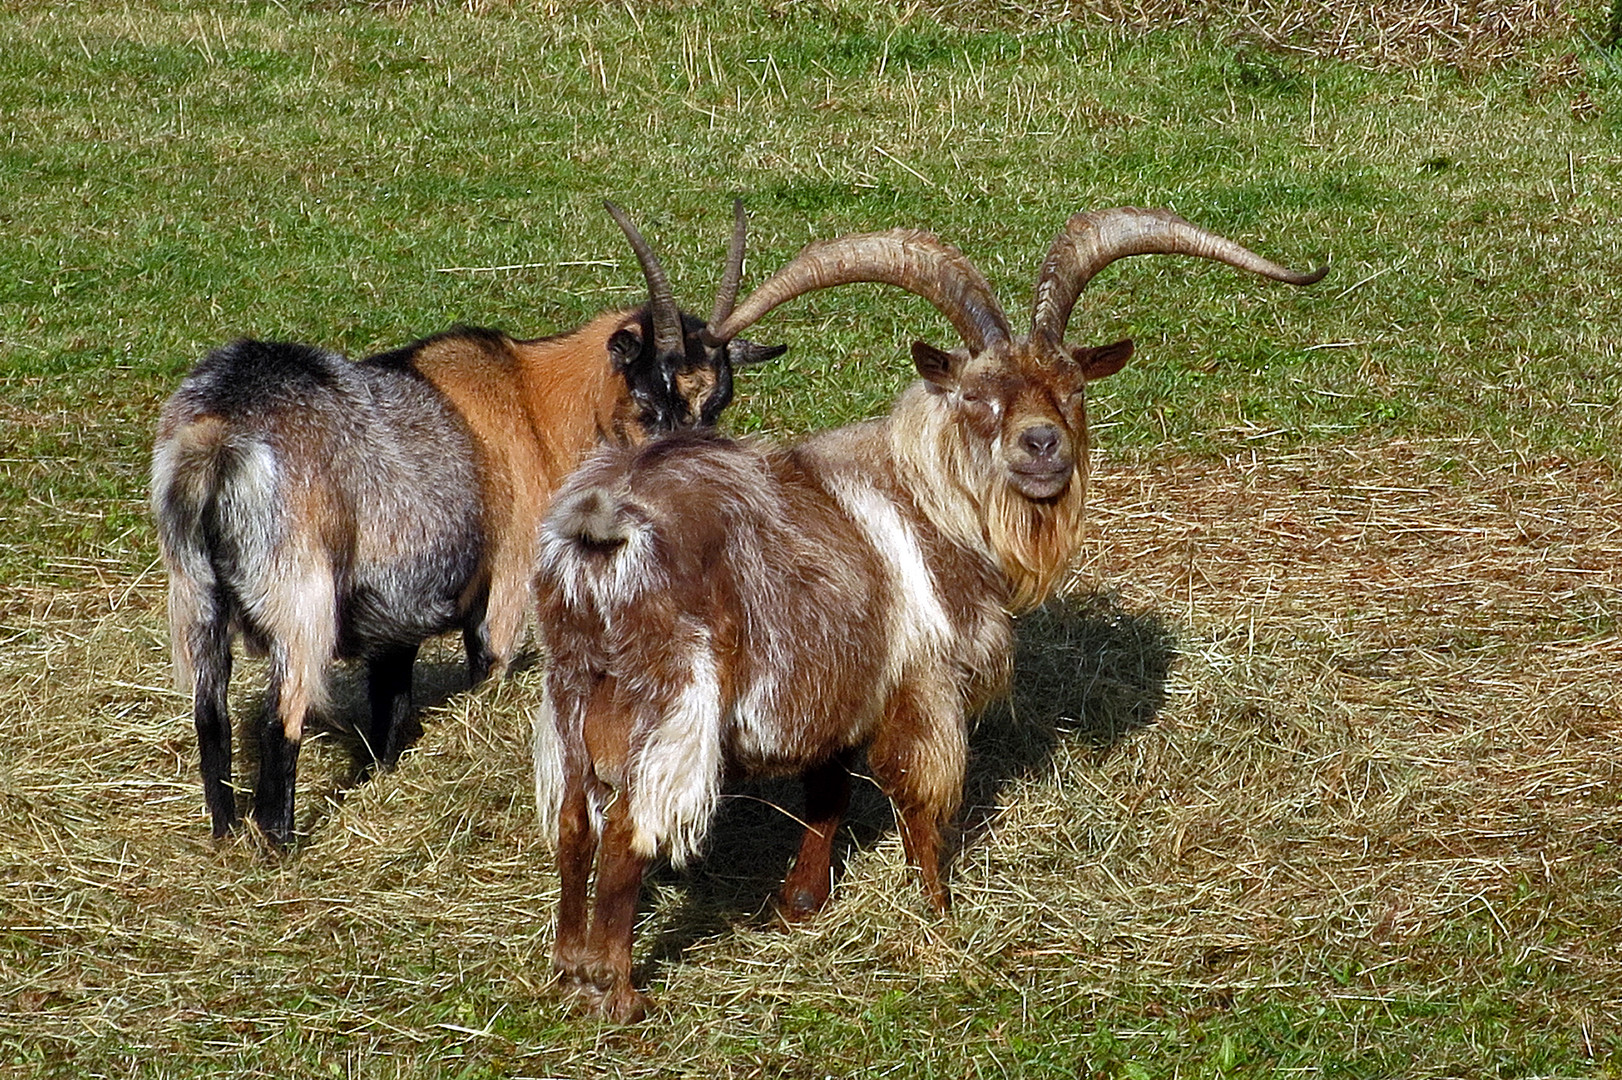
[365,643,418,770]
[460,578,496,687]
[893,800,950,915]
[478,552,534,684]
[583,797,650,1023]
[779,755,852,921]
[868,686,965,916]
[463,625,495,688]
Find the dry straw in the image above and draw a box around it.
[937,0,1577,69]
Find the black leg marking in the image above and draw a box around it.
[192,604,237,838]
[366,643,419,770]
[461,580,494,688]
[252,674,301,847]
[463,623,494,688]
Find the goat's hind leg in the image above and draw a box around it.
[552,770,598,1002]
[190,593,237,838]
[582,796,650,1023]
[365,643,419,771]
[779,754,852,921]
[253,655,305,847]
[548,673,616,1008]
[251,574,335,847]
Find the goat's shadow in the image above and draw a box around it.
[639,591,1176,981]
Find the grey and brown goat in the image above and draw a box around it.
[152,203,785,845]
[532,207,1326,1021]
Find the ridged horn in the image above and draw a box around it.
[1030,206,1328,345]
[605,200,685,360]
[705,229,1013,353]
[706,198,748,335]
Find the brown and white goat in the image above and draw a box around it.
[532,207,1325,1021]
[152,203,785,846]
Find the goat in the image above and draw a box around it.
[531,206,1325,1021]
[152,202,785,846]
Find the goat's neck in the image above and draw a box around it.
[515,309,637,460]
[884,383,1000,565]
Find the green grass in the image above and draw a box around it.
[3,2,1621,1076]
[3,2,1620,592]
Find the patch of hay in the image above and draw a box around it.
[934,0,1580,69]
[1061,438,1622,992]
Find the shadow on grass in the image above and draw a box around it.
[234,648,541,843]
[638,590,1176,982]
[959,591,1176,842]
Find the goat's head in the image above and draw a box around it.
[709,207,1325,492]
[705,206,1325,604]
[604,201,786,435]
[909,330,1134,502]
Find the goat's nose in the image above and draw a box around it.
[1019,425,1061,459]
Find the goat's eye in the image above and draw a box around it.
[959,393,995,419]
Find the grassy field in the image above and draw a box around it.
[3,0,1621,1076]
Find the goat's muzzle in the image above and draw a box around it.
[1008,423,1074,500]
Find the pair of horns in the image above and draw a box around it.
[605,200,747,357]
[705,206,1327,353]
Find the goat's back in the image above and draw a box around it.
[368,316,632,493]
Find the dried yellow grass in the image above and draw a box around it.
[936,0,1579,69]
[1064,438,1622,987]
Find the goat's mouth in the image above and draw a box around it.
[1009,462,1073,500]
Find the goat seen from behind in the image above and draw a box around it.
[152,203,784,846]
[533,206,1326,1021]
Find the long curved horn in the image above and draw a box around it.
[705,229,1013,353]
[1030,206,1328,345]
[706,198,748,334]
[605,201,685,359]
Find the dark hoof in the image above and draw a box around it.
[778,886,827,922]
[597,984,648,1024]
[247,815,296,854]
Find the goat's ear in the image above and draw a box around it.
[726,338,788,367]
[912,340,964,388]
[608,326,645,373]
[1072,338,1133,382]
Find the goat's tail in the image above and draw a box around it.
[152,416,229,693]
[546,487,637,548]
[151,413,287,683]
[539,483,662,611]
